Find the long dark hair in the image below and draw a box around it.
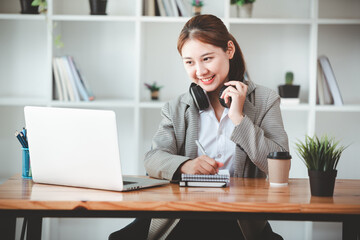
[177,14,245,81]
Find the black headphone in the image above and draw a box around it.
[189,79,243,110]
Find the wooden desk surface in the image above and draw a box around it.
[0,175,360,215]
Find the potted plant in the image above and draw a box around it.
[20,0,39,14]
[144,82,163,100]
[278,71,300,103]
[89,0,108,15]
[30,0,47,14]
[231,0,256,18]
[295,135,347,197]
[192,0,203,16]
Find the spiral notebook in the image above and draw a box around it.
[179,169,230,187]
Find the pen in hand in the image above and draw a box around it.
[195,140,207,156]
[195,140,224,173]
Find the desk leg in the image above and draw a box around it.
[343,221,359,240]
[0,216,16,240]
[26,216,42,240]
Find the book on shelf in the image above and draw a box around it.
[157,0,166,16]
[52,56,94,102]
[318,55,343,106]
[66,56,90,102]
[56,57,77,101]
[52,58,64,101]
[148,0,189,17]
[143,0,156,16]
[169,0,179,17]
[162,0,172,16]
[179,169,230,188]
[317,60,333,105]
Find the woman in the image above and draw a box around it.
[110,14,288,240]
[145,14,288,240]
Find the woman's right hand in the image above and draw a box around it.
[180,156,224,175]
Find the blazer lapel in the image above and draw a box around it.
[243,80,257,123]
[181,93,199,159]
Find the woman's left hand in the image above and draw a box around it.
[220,80,248,125]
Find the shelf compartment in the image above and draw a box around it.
[229,24,311,104]
[318,0,360,19]
[53,21,136,101]
[0,19,49,100]
[318,24,360,105]
[52,0,136,16]
[140,22,189,102]
[229,0,311,19]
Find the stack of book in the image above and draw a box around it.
[317,55,343,106]
[143,0,190,17]
[180,169,230,188]
[52,56,95,102]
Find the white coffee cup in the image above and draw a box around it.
[267,152,291,187]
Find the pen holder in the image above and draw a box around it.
[22,148,32,179]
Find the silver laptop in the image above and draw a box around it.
[24,106,169,191]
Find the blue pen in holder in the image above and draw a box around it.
[22,147,32,179]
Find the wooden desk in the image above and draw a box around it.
[0,175,359,240]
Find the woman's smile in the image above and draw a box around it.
[198,75,215,85]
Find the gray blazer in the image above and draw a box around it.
[144,80,289,240]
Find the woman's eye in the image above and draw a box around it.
[203,57,211,61]
[185,61,193,65]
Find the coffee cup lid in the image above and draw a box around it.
[267,151,291,159]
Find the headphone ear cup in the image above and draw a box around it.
[218,85,230,108]
[189,83,209,110]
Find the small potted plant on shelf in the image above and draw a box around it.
[144,82,163,100]
[20,0,38,14]
[278,71,300,105]
[30,0,47,14]
[89,0,108,15]
[295,135,347,197]
[231,0,256,18]
[192,0,204,16]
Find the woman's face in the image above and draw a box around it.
[181,39,234,93]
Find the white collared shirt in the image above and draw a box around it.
[198,105,236,176]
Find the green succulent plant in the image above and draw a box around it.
[295,135,347,172]
[285,71,294,85]
[144,82,163,92]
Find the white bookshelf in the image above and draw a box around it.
[0,0,359,239]
[0,0,359,174]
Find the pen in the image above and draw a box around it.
[15,131,26,148]
[22,127,27,141]
[195,140,207,156]
[19,132,28,148]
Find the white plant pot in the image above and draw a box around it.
[237,4,253,18]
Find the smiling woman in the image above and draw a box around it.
[109,14,288,240]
